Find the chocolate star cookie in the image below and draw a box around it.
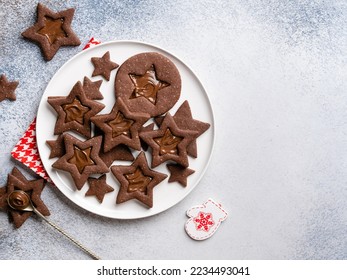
[86,174,114,203]
[140,113,198,168]
[111,152,167,208]
[91,51,119,81]
[0,167,50,228]
[155,100,210,158]
[166,164,195,187]
[93,124,135,166]
[22,3,81,61]
[82,76,103,100]
[47,81,105,138]
[115,52,181,117]
[0,74,18,102]
[91,98,150,152]
[52,134,109,190]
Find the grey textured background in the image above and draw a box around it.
[1,0,347,259]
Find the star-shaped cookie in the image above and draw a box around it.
[91,98,150,152]
[0,167,50,228]
[21,3,81,61]
[46,133,65,159]
[52,134,109,190]
[0,74,18,102]
[111,152,167,208]
[166,164,195,187]
[86,174,114,203]
[47,81,105,138]
[155,100,210,158]
[91,51,119,81]
[82,76,103,100]
[140,113,199,168]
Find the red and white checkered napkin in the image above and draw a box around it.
[82,37,101,50]
[11,38,101,182]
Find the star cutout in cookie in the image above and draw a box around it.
[82,76,103,100]
[52,134,109,190]
[167,164,195,187]
[129,65,169,104]
[91,51,119,81]
[64,98,89,123]
[86,174,114,203]
[111,152,167,208]
[0,74,18,102]
[21,3,81,61]
[0,167,50,228]
[155,100,210,158]
[91,98,149,152]
[47,81,105,138]
[140,113,198,168]
[68,146,95,174]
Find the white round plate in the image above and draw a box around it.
[36,40,214,219]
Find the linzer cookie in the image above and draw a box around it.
[52,134,109,190]
[140,113,198,168]
[47,81,104,138]
[115,52,181,117]
[155,100,210,158]
[0,167,50,228]
[91,98,150,152]
[21,3,81,61]
[111,152,167,208]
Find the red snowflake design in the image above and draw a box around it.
[193,212,215,232]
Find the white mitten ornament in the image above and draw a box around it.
[185,198,228,240]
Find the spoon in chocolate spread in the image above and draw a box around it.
[7,190,101,260]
